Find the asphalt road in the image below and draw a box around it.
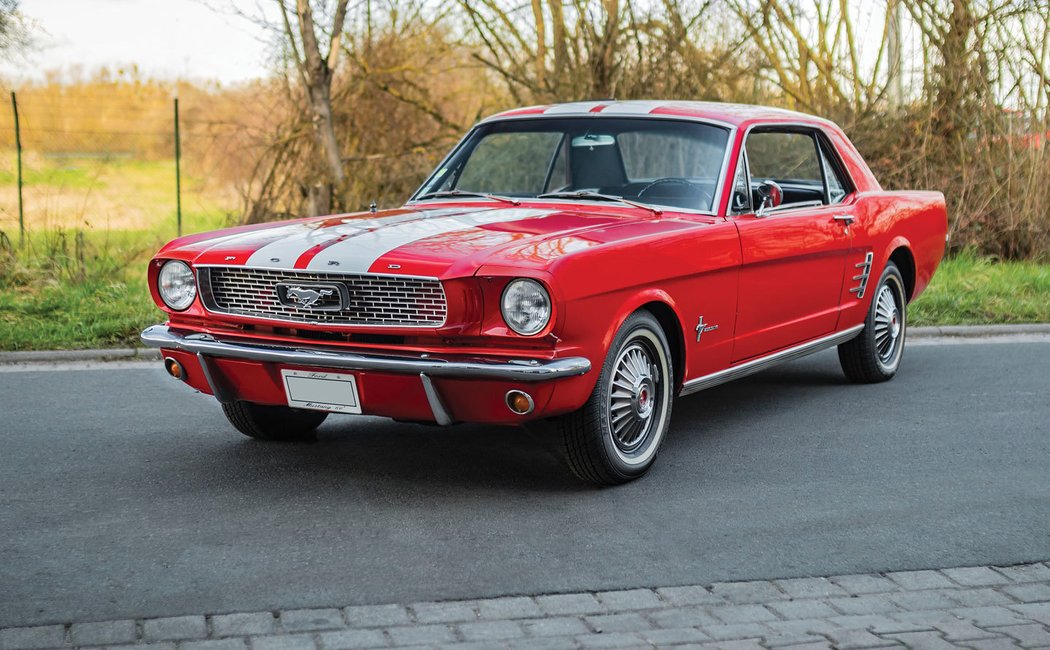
[1,339,1048,627]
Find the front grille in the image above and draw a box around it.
[197,267,448,328]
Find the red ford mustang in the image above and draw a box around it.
[142,101,947,485]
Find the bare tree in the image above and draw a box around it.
[277,0,350,213]
[1,0,29,53]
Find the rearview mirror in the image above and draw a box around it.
[571,134,616,148]
[755,180,784,216]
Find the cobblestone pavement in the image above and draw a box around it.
[4,563,1050,650]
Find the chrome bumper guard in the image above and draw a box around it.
[140,325,592,425]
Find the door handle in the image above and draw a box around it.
[833,214,854,226]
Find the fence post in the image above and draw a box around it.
[174,97,182,237]
[10,91,24,247]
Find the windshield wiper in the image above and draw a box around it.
[536,190,662,215]
[415,190,520,206]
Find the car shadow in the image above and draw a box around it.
[173,356,852,494]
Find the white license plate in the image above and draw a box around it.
[280,369,362,414]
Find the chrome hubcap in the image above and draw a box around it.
[874,283,903,363]
[610,342,660,453]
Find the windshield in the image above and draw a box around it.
[415,117,731,212]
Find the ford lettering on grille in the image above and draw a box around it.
[198,267,447,327]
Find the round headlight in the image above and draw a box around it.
[158,260,197,311]
[501,278,551,336]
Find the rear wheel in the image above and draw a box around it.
[558,311,673,486]
[838,262,907,383]
[221,401,328,441]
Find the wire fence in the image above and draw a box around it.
[0,89,236,250]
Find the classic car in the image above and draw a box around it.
[142,100,947,485]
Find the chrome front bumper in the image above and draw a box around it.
[141,325,591,380]
[142,325,591,425]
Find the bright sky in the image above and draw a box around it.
[2,0,277,85]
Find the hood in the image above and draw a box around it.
[164,203,710,278]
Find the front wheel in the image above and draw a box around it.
[221,401,328,441]
[838,262,907,383]
[558,311,674,486]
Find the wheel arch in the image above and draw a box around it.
[886,242,917,302]
[599,290,688,391]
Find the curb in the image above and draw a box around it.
[1,324,1048,365]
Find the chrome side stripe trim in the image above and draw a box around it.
[679,324,864,396]
[850,252,874,298]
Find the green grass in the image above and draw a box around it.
[0,240,1046,351]
[910,251,1050,326]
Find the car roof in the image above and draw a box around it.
[482,100,833,129]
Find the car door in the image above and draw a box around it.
[729,127,855,361]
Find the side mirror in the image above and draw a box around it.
[755,180,784,217]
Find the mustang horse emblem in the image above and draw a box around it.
[284,286,335,308]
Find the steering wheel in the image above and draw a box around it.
[636,177,712,206]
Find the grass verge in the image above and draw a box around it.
[0,240,1047,351]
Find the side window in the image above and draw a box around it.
[745,131,825,209]
[730,154,751,214]
[819,141,848,204]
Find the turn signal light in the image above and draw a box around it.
[506,390,535,415]
[164,357,186,381]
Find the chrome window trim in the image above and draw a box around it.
[409,115,738,218]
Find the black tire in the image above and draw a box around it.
[838,261,907,383]
[558,311,674,486]
[221,401,328,441]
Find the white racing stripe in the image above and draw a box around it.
[243,210,457,269]
[307,207,551,272]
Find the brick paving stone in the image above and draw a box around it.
[573,631,646,648]
[763,633,831,648]
[889,589,960,611]
[210,613,276,637]
[706,604,779,624]
[958,639,1024,650]
[656,586,726,606]
[932,619,1000,641]
[949,588,1018,608]
[945,567,1013,587]
[583,613,651,633]
[474,597,542,620]
[830,614,928,633]
[639,627,710,645]
[995,565,1050,584]
[700,623,773,641]
[699,639,766,650]
[830,574,900,595]
[773,578,848,599]
[250,634,318,650]
[317,628,388,649]
[278,609,345,633]
[408,601,477,624]
[519,616,590,637]
[70,619,137,646]
[386,624,456,645]
[178,639,249,650]
[343,605,411,628]
[767,642,833,650]
[457,620,524,641]
[828,595,903,615]
[1001,583,1050,603]
[881,631,958,649]
[144,616,208,642]
[711,581,787,604]
[823,628,899,649]
[103,644,179,650]
[766,600,839,620]
[435,642,504,650]
[535,593,606,616]
[951,607,1033,627]
[0,624,67,650]
[646,606,721,629]
[595,589,661,611]
[510,638,581,650]
[885,571,957,591]
[1011,603,1050,625]
[992,624,1050,647]
[764,619,840,636]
